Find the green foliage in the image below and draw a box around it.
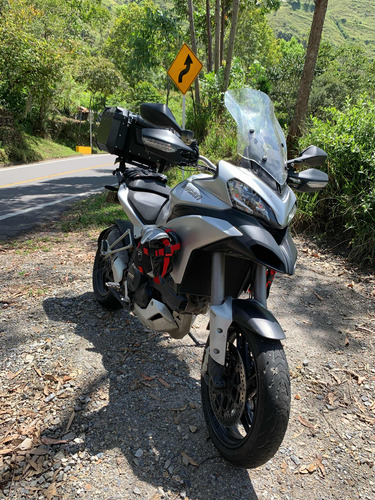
[296,97,375,264]
[76,57,122,109]
[268,0,375,59]
[0,22,63,129]
[0,117,79,164]
[47,116,91,149]
[60,192,126,232]
[105,0,181,89]
[0,122,41,163]
[124,82,163,113]
[199,111,238,165]
[266,37,305,127]
[235,3,279,72]
[310,44,375,117]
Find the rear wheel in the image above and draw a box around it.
[201,325,290,468]
[92,225,130,310]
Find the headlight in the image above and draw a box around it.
[228,179,278,224]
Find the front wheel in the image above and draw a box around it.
[201,325,290,468]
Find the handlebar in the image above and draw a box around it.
[198,156,217,173]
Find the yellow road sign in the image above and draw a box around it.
[168,44,203,95]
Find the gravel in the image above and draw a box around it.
[0,229,374,499]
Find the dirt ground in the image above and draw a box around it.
[0,226,374,500]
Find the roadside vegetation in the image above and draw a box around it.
[59,192,125,232]
[0,0,374,264]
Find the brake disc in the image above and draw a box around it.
[209,343,246,427]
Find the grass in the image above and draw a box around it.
[3,235,63,253]
[268,0,375,58]
[59,192,126,232]
[0,133,81,167]
[24,135,81,162]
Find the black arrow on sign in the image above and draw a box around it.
[178,54,193,83]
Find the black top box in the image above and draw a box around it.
[96,104,198,170]
[96,106,160,169]
[96,107,129,155]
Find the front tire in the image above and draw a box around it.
[201,325,290,468]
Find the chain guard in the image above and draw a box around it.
[208,343,246,427]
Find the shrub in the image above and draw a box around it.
[297,97,375,265]
[0,110,42,164]
[199,112,238,165]
[48,116,91,148]
[125,82,163,113]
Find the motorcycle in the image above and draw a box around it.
[93,88,328,468]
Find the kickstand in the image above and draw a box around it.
[188,332,205,348]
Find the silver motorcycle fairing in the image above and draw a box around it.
[165,215,242,284]
[164,206,297,281]
[168,175,231,212]
[191,161,297,228]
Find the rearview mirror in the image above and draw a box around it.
[292,145,327,167]
[287,168,328,193]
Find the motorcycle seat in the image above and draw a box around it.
[127,178,171,198]
[128,190,168,224]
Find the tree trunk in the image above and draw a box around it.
[214,0,221,73]
[187,0,201,108]
[220,5,225,69]
[287,0,329,155]
[223,0,240,92]
[206,0,213,72]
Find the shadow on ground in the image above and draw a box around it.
[42,292,258,499]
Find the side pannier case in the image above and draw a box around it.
[96,107,129,155]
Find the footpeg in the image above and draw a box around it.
[106,281,121,291]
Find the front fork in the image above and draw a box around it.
[208,253,267,372]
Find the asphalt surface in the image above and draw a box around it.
[0,154,116,240]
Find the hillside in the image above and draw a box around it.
[268,0,375,58]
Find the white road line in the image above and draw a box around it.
[0,188,104,222]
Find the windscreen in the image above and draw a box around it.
[225,88,288,185]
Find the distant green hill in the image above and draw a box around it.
[268,0,375,58]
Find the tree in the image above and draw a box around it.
[223,0,239,91]
[287,0,329,154]
[266,37,306,126]
[213,0,280,88]
[214,0,221,73]
[76,57,122,110]
[206,0,213,72]
[105,1,181,89]
[0,0,114,129]
[0,3,64,130]
[188,0,201,107]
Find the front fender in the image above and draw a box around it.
[232,298,286,340]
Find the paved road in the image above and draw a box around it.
[0,154,116,240]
